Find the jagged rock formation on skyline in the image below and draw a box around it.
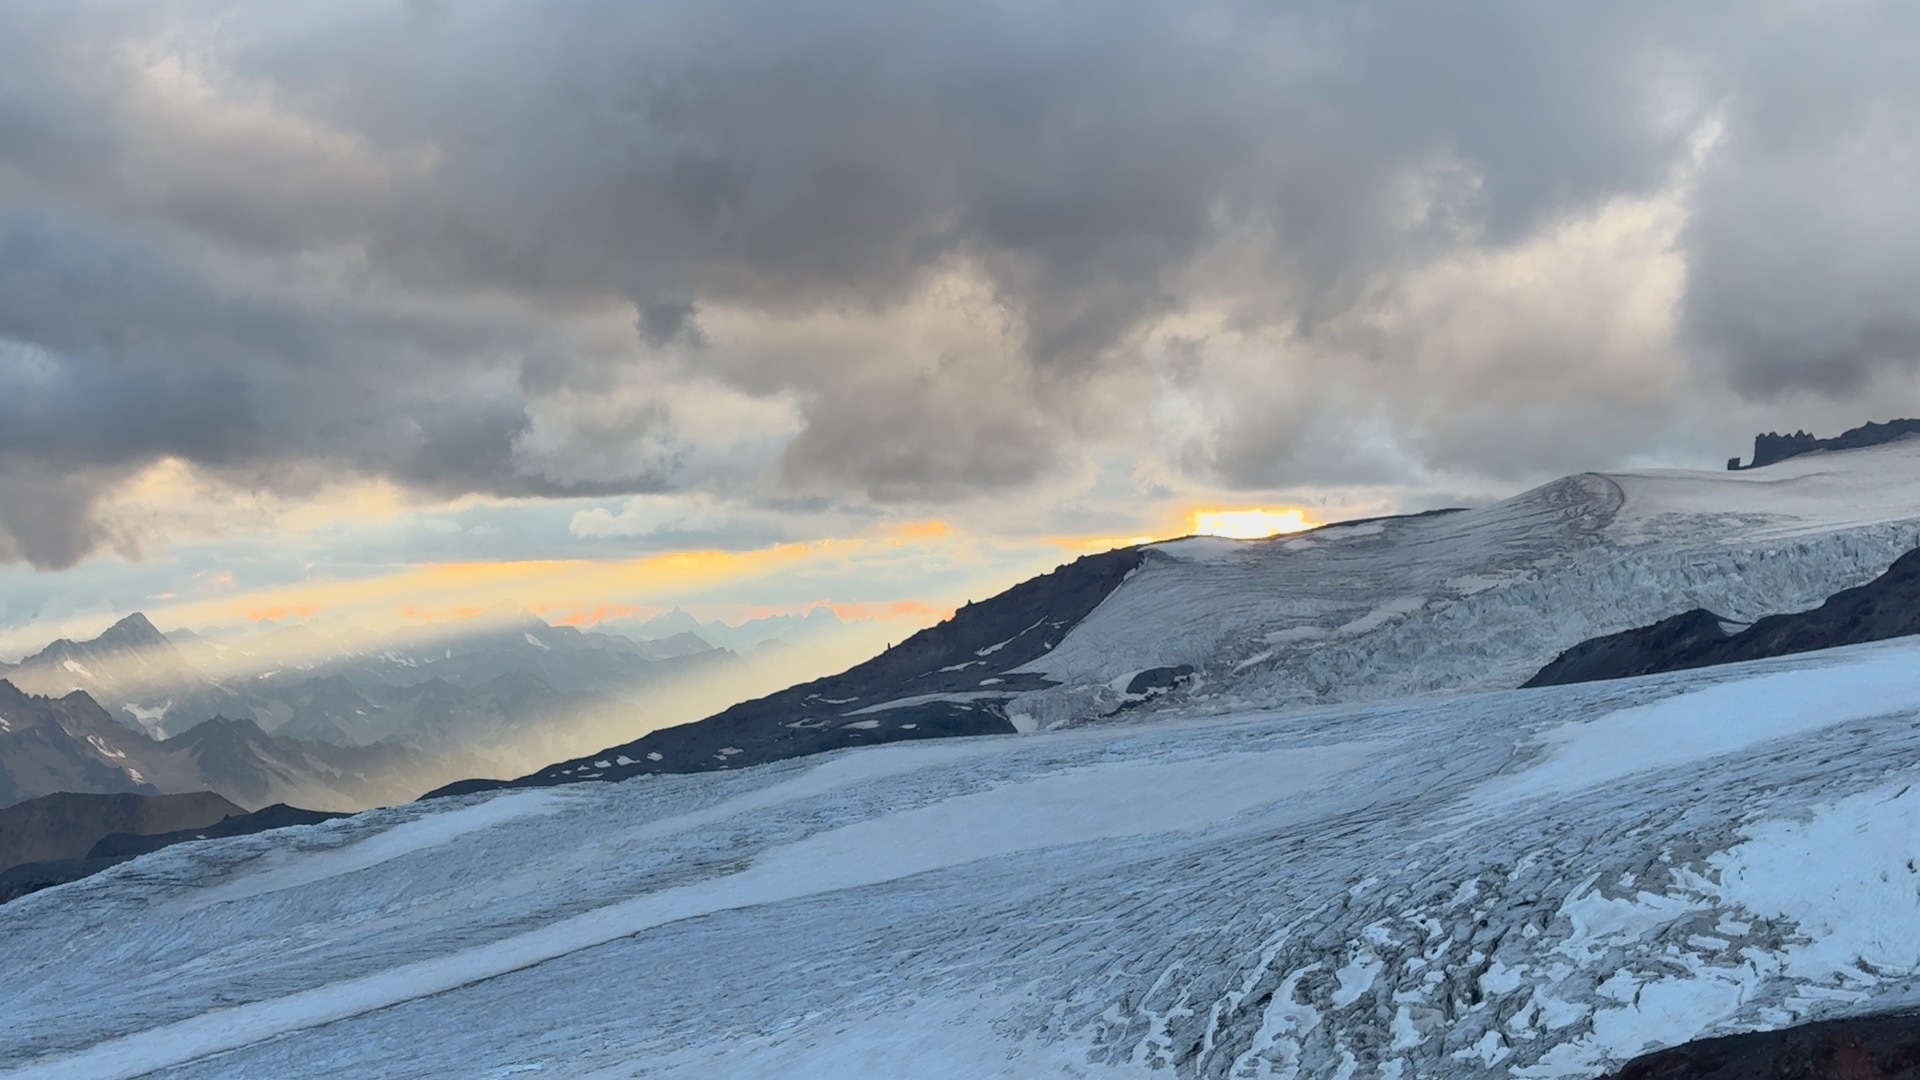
[1524,544,1920,688]
[1727,417,1920,470]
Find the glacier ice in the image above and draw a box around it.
[1016,441,1920,724]
[8,635,1920,1077]
[12,443,1920,1077]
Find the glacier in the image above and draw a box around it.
[1010,439,1920,726]
[435,440,1920,798]
[8,633,1920,1077]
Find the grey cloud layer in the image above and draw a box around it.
[0,0,1913,566]
[1681,2,1920,396]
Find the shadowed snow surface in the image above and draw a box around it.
[8,637,1920,1076]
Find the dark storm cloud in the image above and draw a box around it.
[0,209,670,563]
[0,0,1913,566]
[1680,2,1920,398]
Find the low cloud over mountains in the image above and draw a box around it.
[4,2,1920,567]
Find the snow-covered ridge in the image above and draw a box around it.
[9,636,1920,1076]
[1013,440,1920,724]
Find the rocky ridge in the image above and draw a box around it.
[1525,544,1920,688]
[1728,417,1920,470]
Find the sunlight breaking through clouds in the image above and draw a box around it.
[1189,508,1322,540]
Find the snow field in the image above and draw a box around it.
[8,636,1920,1076]
[1476,646,1920,806]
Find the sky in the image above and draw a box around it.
[3,0,1920,657]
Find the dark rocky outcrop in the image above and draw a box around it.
[0,857,122,904]
[1605,1011,1920,1078]
[1125,665,1196,696]
[0,790,243,873]
[1526,546,1920,688]
[426,547,1147,798]
[1729,418,1920,470]
[87,802,343,860]
[0,795,343,904]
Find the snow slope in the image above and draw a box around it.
[8,635,1920,1077]
[1009,439,1920,725]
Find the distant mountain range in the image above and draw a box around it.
[0,602,762,811]
[0,680,491,811]
[594,605,847,653]
[0,613,249,740]
[174,602,731,700]
[0,602,737,751]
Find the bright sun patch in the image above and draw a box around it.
[1190,508,1321,539]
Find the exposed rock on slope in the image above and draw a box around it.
[427,546,1146,797]
[1526,545,1920,687]
[1605,1010,1920,1079]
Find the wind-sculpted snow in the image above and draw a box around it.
[8,637,1920,1077]
[1017,440,1920,724]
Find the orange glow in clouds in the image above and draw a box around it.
[888,519,954,542]
[825,599,954,622]
[1189,508,1321,539]
[243,604,322,622]
[539,603,660,628]
[398,604,489,622]
[1047,533,1160,553]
